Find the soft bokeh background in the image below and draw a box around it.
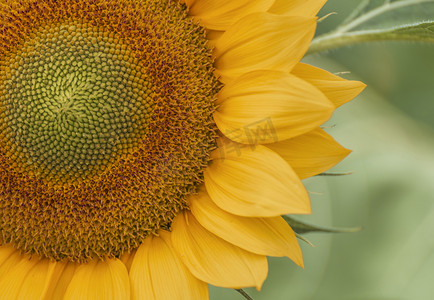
[211,1,434,299]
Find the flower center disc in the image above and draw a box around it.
[2,23,152,183]
[0,0,219,262]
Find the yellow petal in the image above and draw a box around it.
[0,253,39,299]
[171,212,268,289]
[189,190,304,267]
[205,30,224,48]
[63,258,130,300]
[214,13,316,83]
[206,29,224,42]
[43,262,77,300]
[267,128,351,179]
[18,260,58,300]
[0,244,19,279]
[292,62,366,108]
[214,70,334,144]
[130,231,208,300]
[204,143,311,217]
[0,245,73,300]
[120,250,136,272]
[128,238,155,300]
[269,0,327,16]
[187,0,274,31]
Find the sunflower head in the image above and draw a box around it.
[0,0,220,262]
[0,0,366,299]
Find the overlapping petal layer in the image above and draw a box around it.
[0,244,20,279]
[214,12,316,83]
[0,246,72,299]
[184,0,274,31]
[292,63,366,108]
[44,263,77,300]
[17,260,59,299]
[205,143,311,217]
[64,259,130,300]
[120,251,136,273]
[130,231,208,300]
[215,70,334,144]
[269,0,327,16]
[171,212,268,289]
[189,190,303,267]
[267,128,352,179]
[0,246,40,299]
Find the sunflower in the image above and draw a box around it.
[0,0,365,299]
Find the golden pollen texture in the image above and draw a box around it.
[0,0,219,262]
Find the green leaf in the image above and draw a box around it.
[390,21,434,41]
[309,21,434,54]
[308,0,434,54]
[340,0,371,26]
[359,1,434,31]
[283,215,361,234]
[337,0,434,32]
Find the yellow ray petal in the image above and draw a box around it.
[120,250,136,273]
[63,258,130,300]
[206,30,225,48]
[186,0,274,31]
[130,231,208,300]
[214,13,316,83]
[267,128,351,179]
[215,70,334,144]
[43,262,77,300]
[206,29,224,42]
[269,0,327,16]
[204,143,311,217]
[18,259,58,299]
[128,238,155,300]
[292,62,366,108]
[189,190,304,267]
[171,212,268,290]
[0,244,19,279]
[0,253,39,299]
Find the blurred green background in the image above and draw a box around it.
[211,1,434,299]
